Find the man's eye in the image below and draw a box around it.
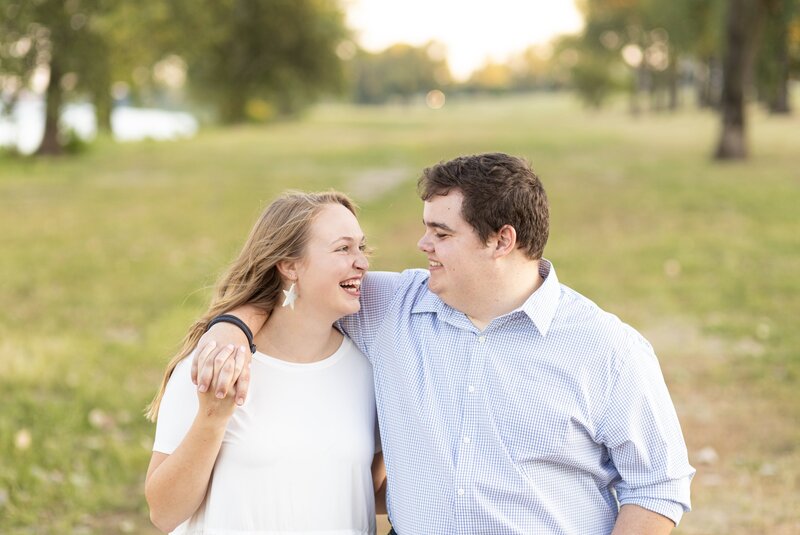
[435,233,448,239]
[337,246,349,252]
[359,245,367,252]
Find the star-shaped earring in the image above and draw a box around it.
[282,282,298,310]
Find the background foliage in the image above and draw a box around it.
[2,0,799,156]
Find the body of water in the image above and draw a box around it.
[0,97,198,154]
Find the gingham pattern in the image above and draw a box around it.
[338,260,694,535]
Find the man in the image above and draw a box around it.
[196,153,694,534]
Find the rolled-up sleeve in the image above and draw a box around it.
[599,329,695,525]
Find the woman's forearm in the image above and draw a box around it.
[145,415,228,532]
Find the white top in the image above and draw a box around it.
[153,336,379,535]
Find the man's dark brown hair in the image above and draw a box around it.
[417,153,549,259]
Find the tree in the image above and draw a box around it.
[756,0,796,114]
[573,0,734,112]
[0,2,36,118]
[507,45,567,92]
[349,42,451,104]
[715,0,766,159]
[464,60,513,94]
[178,0,348,123]
[0,0,117,155]
[1,0,350,155]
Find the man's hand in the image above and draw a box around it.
[192,323,252,406]
[194,341,239,421]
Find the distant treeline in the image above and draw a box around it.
[1,0,797,158]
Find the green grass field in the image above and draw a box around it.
[1,94,798,533]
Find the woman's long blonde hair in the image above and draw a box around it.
[145,191,357,421]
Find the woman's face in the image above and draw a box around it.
[293,203,368,321]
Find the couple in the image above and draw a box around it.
[146,153,695,534]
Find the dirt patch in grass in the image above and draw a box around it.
[347,167,410,202]
[646,319,800,534]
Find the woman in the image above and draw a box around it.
[145,191,384,534]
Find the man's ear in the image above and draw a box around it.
[276,260,299,282]
[492,225,517,258]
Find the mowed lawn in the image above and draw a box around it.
[1,94,798,534]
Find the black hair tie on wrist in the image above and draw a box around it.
[205,314,257,354]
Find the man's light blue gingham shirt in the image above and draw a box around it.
[339,260,694,534]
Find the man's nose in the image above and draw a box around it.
[417,232,432,252]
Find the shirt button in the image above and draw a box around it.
[468,385,475,393]
[478,336,486,344]
[463,436,471,444]
[457,488,465,496]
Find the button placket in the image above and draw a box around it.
[454,331,488,511]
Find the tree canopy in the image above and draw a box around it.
[572,0,800,159]
[0,0,349,154]
[349,42,451,105]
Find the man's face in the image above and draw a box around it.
[417,190,494,308]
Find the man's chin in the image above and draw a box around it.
[426,278,444,297]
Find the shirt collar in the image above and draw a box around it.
[519,258,560,337]
[411,258,562,337]
[410,277,465,326]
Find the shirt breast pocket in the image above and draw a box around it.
[489,374,577,464]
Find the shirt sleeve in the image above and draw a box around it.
[336,271,403,358]
[152,355,199,454]
[598,328,695,525]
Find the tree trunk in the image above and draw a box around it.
[714,0,763,160]
[95,88,113,133]
[648,70,661,112]
[218,0,253,124]
[768,20,791,114]
[697,56,723,109]
[36,62,63,156]
[629,61,648,116]
[668,56,679,111]
[769,71,790,114]
[629,74,641,116]
[695,58,710,108]
[94,42,114,132]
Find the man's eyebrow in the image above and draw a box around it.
[422,220,456,233]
